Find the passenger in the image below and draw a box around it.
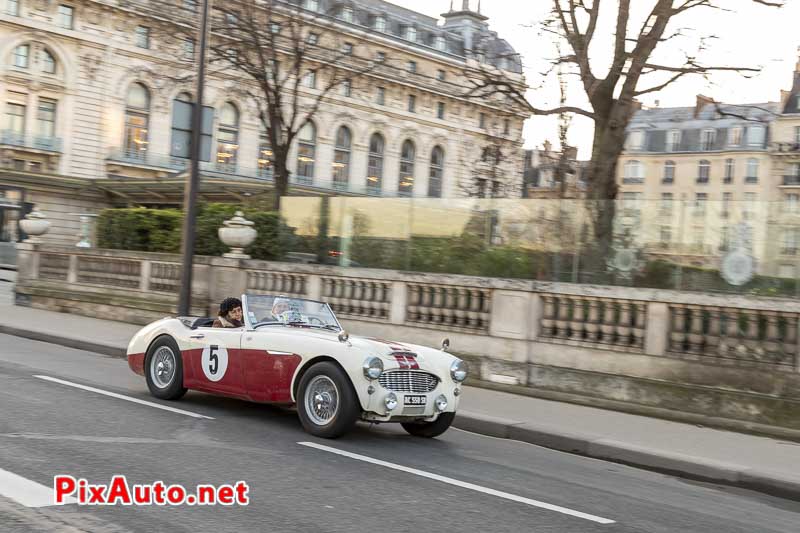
[213,297,243,328]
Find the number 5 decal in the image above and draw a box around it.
[201,345,228,382]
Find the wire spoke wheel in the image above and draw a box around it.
[304,375,339,426]
[150,346,176,389]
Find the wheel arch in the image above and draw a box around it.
[292,355,361,407]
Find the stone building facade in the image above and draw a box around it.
[618,56,800,279]
[0,0,528,252]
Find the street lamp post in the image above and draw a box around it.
[178,0,211,316]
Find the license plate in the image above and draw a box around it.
[404,395,427,406]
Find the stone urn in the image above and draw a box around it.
[219,211,257,259]
[20,208,51,244]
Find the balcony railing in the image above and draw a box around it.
[107,149,187,170]
[622,177,644,184]
[745,176,759,184]
[771,142,800,153]
[783,176,800,186]
[0,130,62,152]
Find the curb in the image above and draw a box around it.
[3,324,799,502]
[453,411,800,502]
[0,324,127,358]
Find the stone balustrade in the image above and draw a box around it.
[539,294,647,352]
[668,304,799,369]
[322,277,391,321]
[13,244,800,379]
[407,283,491,332]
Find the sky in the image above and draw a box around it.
[399,0,800,159]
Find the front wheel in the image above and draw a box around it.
[144,336,187,401]
[297,362,359,438]
[401,412,455,438]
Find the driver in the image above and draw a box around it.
[270,297,304,324]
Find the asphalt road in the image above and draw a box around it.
[1,332,799,533]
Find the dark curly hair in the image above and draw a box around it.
[218,297,242,317]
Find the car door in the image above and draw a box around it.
[240,328,303,404]
[182,327,247,399]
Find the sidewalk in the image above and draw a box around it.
[1,299,799,500]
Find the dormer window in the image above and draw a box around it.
[435,35,447,51]
[405,25,417,42]
[305,0,319,12]
[340,6,354,23]
[374,15,386,32]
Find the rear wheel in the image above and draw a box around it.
[401,412,455,438]
[297,362,359,438]
[145,336,187,400]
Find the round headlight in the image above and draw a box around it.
[450,359,468,383]
[435,394,448,412]
[384,392,398,411]
[362,356,384,380]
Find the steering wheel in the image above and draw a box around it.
[307,316,325,326]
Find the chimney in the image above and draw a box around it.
[543,140,552,154]
[695,94,715,117]
[654,99,660,108]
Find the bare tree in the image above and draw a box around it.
[146,0,382,210]
[464,0,785,269]
[460,133,521,199]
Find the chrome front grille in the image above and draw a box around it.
[379,371,439,393]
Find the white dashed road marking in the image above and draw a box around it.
[33,375,215,420]
[298,441,616,525]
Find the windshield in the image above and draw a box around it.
[244,295,341,331]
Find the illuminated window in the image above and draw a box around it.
[296,121,316,182]
[333,126,351,190]
[367,133,384,193]
[216,102,239,171]
[428,146,444,197]
[399,139,415,196]
[124,83,150,159]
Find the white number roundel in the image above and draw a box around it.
[201,345,228,382]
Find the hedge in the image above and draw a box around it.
[96,204,296,260]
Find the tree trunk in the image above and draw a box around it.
[271,145,290,211]
[583,98,634,283]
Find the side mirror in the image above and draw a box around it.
[441,338,450,352]
[338,330,350,343]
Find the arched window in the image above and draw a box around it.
[216,102,239,171]
[663,160,675,183]
[42,49,56,74]
[428,146,444,197]
[296,121,316,183]
[258,129,273,179]
[176,91,192,102]
[698,160,711,183]
[13,44,29,68]
[333,126,351,190]
[124,82,150,159]
[399,139,415,196]
[367,133,384,194]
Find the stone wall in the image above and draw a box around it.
[14,243,800,433]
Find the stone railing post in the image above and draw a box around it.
[140,260,151,292]
[644,302,669,356]
[529,293,543,341]
[67,254,78,284]
[307,274,322,301]
[14,242,39,282]
[390,281,407,325]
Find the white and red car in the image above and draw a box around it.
[127,294,468,438]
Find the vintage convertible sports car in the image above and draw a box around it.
[126,294,468,438]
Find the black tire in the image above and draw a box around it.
[297,362,360,438]
[401,412,455,438]
[144,336,187,401]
